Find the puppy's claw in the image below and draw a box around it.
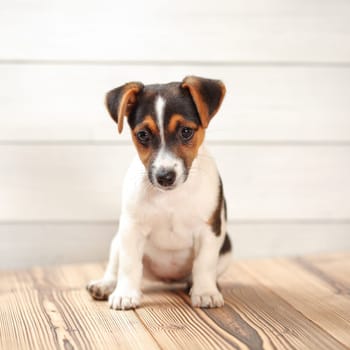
[191,291,224,308]
[86,279,116,300]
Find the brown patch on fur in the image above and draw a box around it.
[131,133,153,168]
[167,114,198,134]
[172,126,205,170]
[132,116,159,168]
[182,76,226,128]
[105,82,144,133]
[133,115,158,135]
[207,178,224,236]
[182,79,209,127]
[116,85,141,133]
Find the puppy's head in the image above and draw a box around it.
[106,76,226,190]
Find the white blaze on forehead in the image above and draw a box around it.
[155,95,166,145]
[152,95,186,186]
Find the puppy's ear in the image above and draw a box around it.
[182,76,226,128]
[105,82,144,133]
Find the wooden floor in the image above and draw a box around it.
[1,252,350,350]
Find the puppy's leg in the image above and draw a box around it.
[190,229,225,308]
[108,219,146,310]
[87,233,120,300]
[217,251,232,277]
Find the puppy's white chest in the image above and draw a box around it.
[147,212,195,250]
[143,210,197,280]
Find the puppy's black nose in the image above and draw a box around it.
[156,169,176,187]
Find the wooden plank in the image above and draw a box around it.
[134,290,244,349]
[0,264,160,350]
[1,65,350,142]
[0,0,349,62]
[241,256,350,346]
[176,262,348,350]
[299,252,350,293]
[2,255,349,350]
[0,144,349,222]
[1,222,350,269]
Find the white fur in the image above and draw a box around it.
[155,95,166,145]
[88,145,231,310]
[152,95,185,188]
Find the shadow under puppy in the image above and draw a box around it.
[87,76,232,310]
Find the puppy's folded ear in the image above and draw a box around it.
[182,76,226,128]
[105,82,144,133]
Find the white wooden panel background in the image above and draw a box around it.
[1,65,350,142]
[0,0,349,268]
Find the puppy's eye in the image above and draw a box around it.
[180,127,194,141]
[136,130,151,144]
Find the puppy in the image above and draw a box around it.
[87,76,232,309]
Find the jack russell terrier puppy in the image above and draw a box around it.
[87,76,232,309]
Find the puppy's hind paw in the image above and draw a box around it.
[86,279,116,300]
[191,291,224,308]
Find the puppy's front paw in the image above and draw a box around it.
[86,279,116,300]
[191,291,224,308]
[108,290,141,310]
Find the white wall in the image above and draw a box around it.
[0,0,350,268]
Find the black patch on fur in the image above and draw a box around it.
[128,82,201,131]
[196,77,224,117]
[106,82,144,125]
[223,198,227,221]
[210,177,224,236]
[163,83,201,127]
[106,85,126,124]
[219,233,232,255]
[127,86,158,129]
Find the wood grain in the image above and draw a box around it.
[177,263,349,350]
[241,255,350,347]
[135,291,244,349]
[0,264,160,350]
[1,253,350,349]
[302,252,350,290]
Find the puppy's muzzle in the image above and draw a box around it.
[155,168,176,188]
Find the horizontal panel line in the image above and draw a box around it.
[0,140,350,147]
[1,219,350,226]
[1,59,350,68]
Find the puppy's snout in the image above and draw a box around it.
[156,168,176,187]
